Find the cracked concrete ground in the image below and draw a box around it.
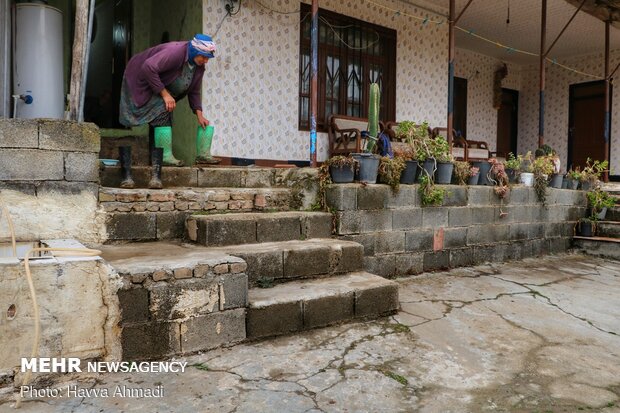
[1,253,620,413]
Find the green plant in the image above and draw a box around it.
[453,161,472,185]
[567,167,582,181]
[587,188,616,218]
[378,156,406,192]
[395,120,429,144]
[419,174,445,206]
[580,158,609,183]
[429,136,452,163]
[365,83,380,153]
[256,276,275,288]
[535,144,555,158]
[504,152,521,170]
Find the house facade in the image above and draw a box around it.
[1,0,618,177]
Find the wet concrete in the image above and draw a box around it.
[1,254,619,412]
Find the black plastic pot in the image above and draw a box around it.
[549,174,563,189]
[506,168,518,184]
[421,158,436,181]
[351,153,380,184]
[568,179,579,190]
[329,164,355,183]
[473,161,492,185]
[579,220,593,237]
[400,160,419,184]
[468,172,480,185]
[435,161,454,184]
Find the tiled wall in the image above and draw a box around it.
[519,51,620,174]
[203,0,449,162]
[202,0,618,171]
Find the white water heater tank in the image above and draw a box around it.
[13,3,64,119]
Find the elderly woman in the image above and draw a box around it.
[117,34,216,188]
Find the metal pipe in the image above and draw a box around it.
[447,0,455,150]
[78,0,95,123]
[604,20,610,182]
[0,0,10,118]
[609,61,620,80]
[454,0,474,25]
[544,0,586,57]
[538,0,547,147]
[310,0,318,166]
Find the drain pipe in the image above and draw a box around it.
[14,246,102,409]
[11,94,32,119]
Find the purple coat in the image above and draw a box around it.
[123,41,204,112]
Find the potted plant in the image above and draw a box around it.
[468,165,480,185]
[535,145,562,188]
[394,146,419,185]
[326,155,358,183]
[580,158,609,191]
[452,160,473,185]
[378,156,407,192]
[430,136,453,184]
[519,151,534,186]
[566,167,581,190]
[532,155,555,205]
[578,217,596,237]
[504,152,521,183]
[587,188,616,220]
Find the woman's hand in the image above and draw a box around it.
[196,110,209,129]
[160,89,176,112]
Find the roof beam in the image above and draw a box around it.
[454,0,474,25]
[544,0,587,57]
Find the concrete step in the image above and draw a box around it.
[223,238,364,287]
[597,221,620,238]
[187,211,333,246]
[100,165,317,189]
[246,272,399,339]
[573,236,620,260]
[607,206,620,221]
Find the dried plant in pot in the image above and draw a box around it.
[504,152,521,183]
[453,161,474,186]
[326,155,358,184]
[394,146,419,185]
[586,188,616,220]
[378,156,407,192]
[519,151,535,186]
[580,158,608,191]
[532,155,555,205]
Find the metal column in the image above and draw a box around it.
[538,0,547,147]
[0,0,11,118]
[447,0,455,148]
[309,0,318,166]
[604,20,610,182]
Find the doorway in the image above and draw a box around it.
[453,77,467,138]
[568,80,608,170]
[496,88,518,158]
[83,0,132,128]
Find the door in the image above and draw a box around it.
[496,88,518,157]
[568,81,608,170]
[453,77,467,138]
[84,0,132,128]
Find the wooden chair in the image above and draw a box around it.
[327,114,385,156]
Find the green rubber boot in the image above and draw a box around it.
[195,125,220,164]
[154,126,184,166]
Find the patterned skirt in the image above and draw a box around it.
[119,63,196,127]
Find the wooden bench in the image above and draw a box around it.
[327,115,387,156]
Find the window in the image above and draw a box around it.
[299,5,396,131]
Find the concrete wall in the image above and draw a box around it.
[0,119,105,243]
[326,184,587,278]
[0,247,121,384]
[115,254,247,360]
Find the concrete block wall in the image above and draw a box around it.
[116,257,248,360]
[326,184,587,278]
[0,119,104,243]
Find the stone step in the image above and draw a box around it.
[187,211,333,246]
[608,207,620,221]
[100,165,317,189]
[573,236,620,260]
[223,238,364,287]
[597,221,620,238]
[246,271,399,339]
